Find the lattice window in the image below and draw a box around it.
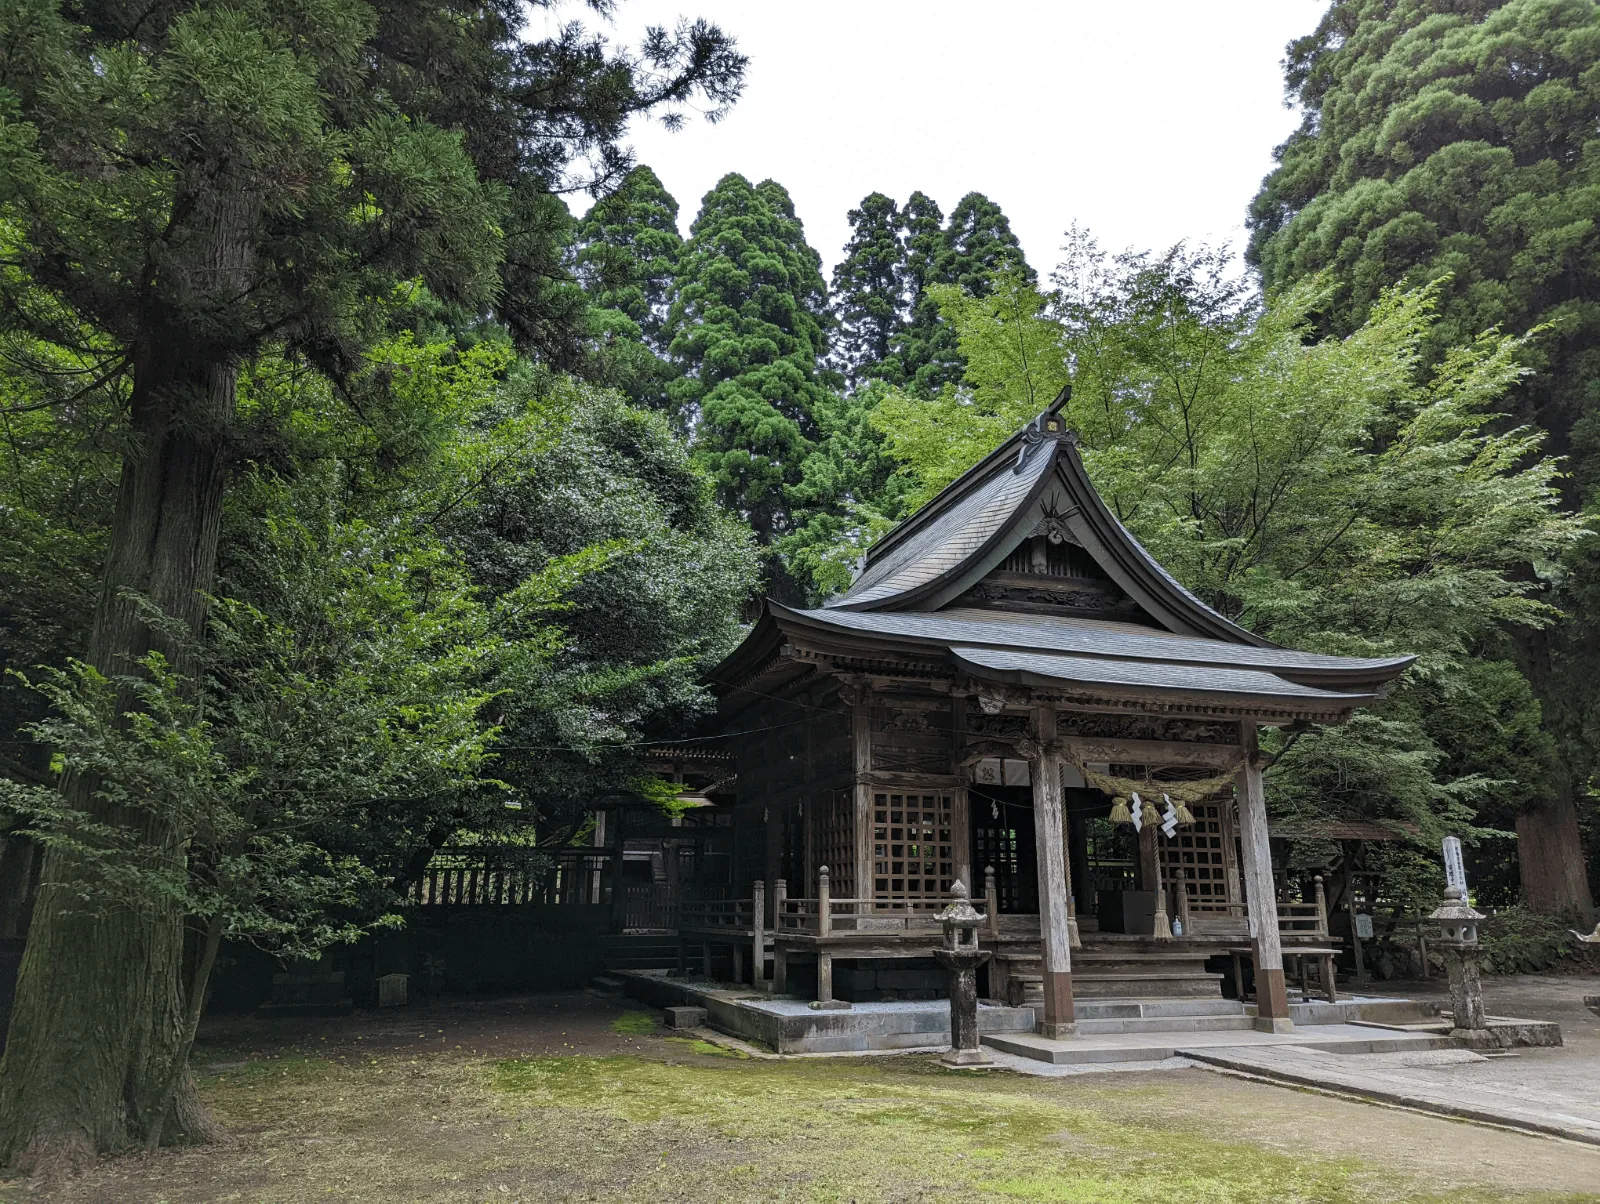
[873,792,953,906]
[1164,801,1234,912]
[814,789,856,899]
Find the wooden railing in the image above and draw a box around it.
[410,846,607,906]
[1183,876,1330,938]
[775,866,968,935]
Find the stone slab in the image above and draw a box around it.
[982,1023,1458,1067]
[1185,1043,1600,1146]
[615,969,1034,1053]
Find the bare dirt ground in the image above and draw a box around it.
[3,987,1599,1203]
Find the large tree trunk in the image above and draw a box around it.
[0,189,252,1172]
[1517,788,1595,919]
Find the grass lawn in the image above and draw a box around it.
[11,994,1600,1203]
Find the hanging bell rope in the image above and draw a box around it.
[1077,764,1238,827]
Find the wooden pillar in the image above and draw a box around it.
[751,879,766,988]
[1061,811,1080,948]
[1030,706,1075,1037]
[852,697,873,911]
[1236,724,1291,1031]
[952,696,972,889]
[610,805,627,933]
[774,877,789,994]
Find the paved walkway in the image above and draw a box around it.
[1186,1042,1600,1144]
[986,973,1600,1145]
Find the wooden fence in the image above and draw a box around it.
[410,846,608,907]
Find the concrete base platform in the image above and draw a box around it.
[982,1022,1459,1066]
[616,969,1035,1053]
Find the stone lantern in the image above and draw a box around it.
[933,880,993,1067]
[1428,884,1487,1033]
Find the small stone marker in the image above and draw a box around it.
[664,1005,707,1029]
[377,973,408,1008]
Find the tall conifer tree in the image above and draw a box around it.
[575,165,684,408]
[830,192,906,388]
[896,191,1033,395]
[1248,0,1600,916]
[577,165,684,351]
[666,174,832,560]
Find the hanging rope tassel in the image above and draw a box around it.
[1141,800,1162,827]
[1108,796,1131,824]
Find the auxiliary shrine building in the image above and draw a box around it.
[687,394,1411,1032]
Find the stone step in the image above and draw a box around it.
[587,974,626,997]
[1076,972,1225,1000]
[1075,998,1248,1020]
[1075,1014,1256,1035]
[983,1024,1459,1067]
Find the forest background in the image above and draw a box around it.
[0,0,1596,1169]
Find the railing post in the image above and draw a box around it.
[984,865,1000,938]
[774,878,787,927]
[751,880,766,987]
[1314,875,1328,939]
[818,865,832,936]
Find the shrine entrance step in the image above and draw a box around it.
[995,947,1225,1006]
[1069,997,1253,1035]
[983,1021,1459,1067]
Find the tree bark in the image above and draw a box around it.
[0,187,252,1171]
[1516,789,1595,919]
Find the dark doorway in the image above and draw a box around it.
[969,785,1037,913]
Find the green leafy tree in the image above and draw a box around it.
[665,174,834,568]
[830,193,906,388]
[434,373,759,844]
[781,384,914,601]
[868,239,1579,851]
[0,0,744,1162]
[1247,0,1600,913]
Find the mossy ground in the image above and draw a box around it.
[9,991,1598,1203]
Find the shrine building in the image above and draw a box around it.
[681,392,1412,1034]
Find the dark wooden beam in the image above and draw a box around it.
[1056,735,1243,770]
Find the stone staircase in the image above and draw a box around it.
[995,939,1224,1006]
[600,932,682,973]
[1069,998,1252,1034]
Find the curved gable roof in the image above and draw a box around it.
[828,391,1269,647]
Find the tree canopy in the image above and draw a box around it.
[1248,0,1600,911]
[665,173,833,560]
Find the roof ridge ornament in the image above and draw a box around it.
[1013,404,1080,474]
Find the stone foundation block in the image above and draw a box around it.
[664,1005,707,1029]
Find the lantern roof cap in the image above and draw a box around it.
[936,880,984,928]
[1428,884,1485,922]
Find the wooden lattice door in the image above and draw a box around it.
[811,789,856,898]
[872,791,954,910]
[1163,799,1236,912]
[969,788,1038,914]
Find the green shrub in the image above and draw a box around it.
[1476,907,1577,975]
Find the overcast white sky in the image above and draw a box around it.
[541,1,1327,277]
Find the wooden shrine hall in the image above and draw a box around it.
[684,394,1413,1035]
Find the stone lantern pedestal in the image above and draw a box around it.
[1429,884,1487,1035]
[933,881,993,1068]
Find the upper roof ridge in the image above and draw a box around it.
[861,385,1074,570]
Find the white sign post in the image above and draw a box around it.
[1442,835,1468,902]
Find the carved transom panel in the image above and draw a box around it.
[1058,712,1238,745]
